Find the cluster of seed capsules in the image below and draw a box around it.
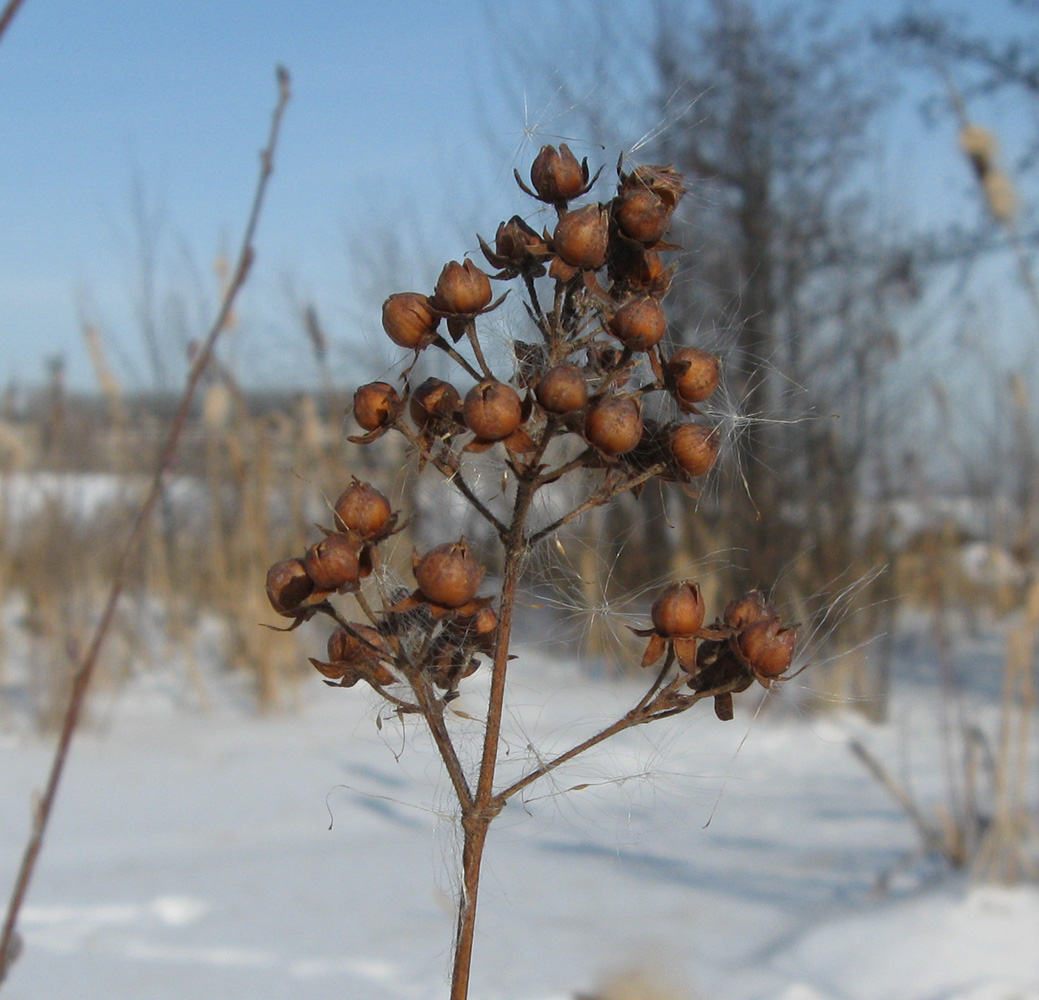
[265,478,496,697]
[349,144,723,481]
[264,144,797,707]
[634,581,799,720]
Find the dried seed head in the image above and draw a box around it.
[619,163,686,211]
[553,204,610,270]
[666,348,721,404]
[736,617,797,680]
[327,623,391,665]
[463,380,523,441]
[415,538,485,608]
[669,422,720,477]
[265,557,315,616]
[723,590,774,630]
[530,144,587,202]
[492,216,549,267]
[409,377,462,428]
[584,396,643,455]
[432,259,492,315]
[614,186,672,245]
[304,534,360,592]
[608,297,667,351]
[381,293,438,349]
[651,580,706,637]
[535,364,589,414]
[353,381,400,431]
[334,480,392,539]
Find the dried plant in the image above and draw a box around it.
[266,147,800,1000]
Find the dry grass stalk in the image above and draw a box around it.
[0,66,292,985]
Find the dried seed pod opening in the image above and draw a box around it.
[432,259,492,315]
[415,539,485,608]
[553,204,609,270]
[670,422,720,477]
[666,347,721,404]
[381,292,439,349]
[619,163,687,211]
[724,590,774,630]
[493,216,549,266]
[736,617,797,680]
[608,297,667,351]
[353,381,400,431]
[265,557,315,616]
[651,581,706,637]
[304,534,360,592]
[535,364,589,414]
[334,480,392,539]
[530,144,587,202]
[463,380,523,441]
[584,396,643,455]
[409,377,462,427]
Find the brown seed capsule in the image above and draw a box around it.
[265,557,314,616]
[409,377,462,428]
[619,164,686,211]
[553,204,609,270]
[724,590,774,630]
[328,623,391,665]
[381,293,438,349]
[334,480,392,539]
[651,581,706,637]
[614,186,672,245]
[415,539,485,608]
[669,422,720,477]
[535,364,589,414]
[584,396,643,455]
[737,617,798,680]
[353,381,400,432]
[608,297,668,351]
[304,534,360,592]
[432,260,492,315]
[493,216,549,266]
[666,347,721,404]
[530,144,587,202]
[463,380,523,441]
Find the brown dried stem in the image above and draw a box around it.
[0,66,292,987]
[0,0,27,46]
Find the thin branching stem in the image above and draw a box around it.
[0,67,292,987]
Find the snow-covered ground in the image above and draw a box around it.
[1,627,1037,1000]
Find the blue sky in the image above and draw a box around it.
[0,0,1032,394]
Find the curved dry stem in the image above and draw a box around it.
[0,66,292,986]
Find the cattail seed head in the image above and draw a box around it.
[608,297,667,351]
[651,580,706,637]
[353,381,400,431]
[381,292,438,349]
[334,480,392,539]
[304,534,360,592]
[535,364,589,414]
[530,144,587,202]
[415,539,485,608]
[584,396,643,455]
[432,259,492,315]
[265,557,314,616]
[553,204,610,270]
[463,380,523,441]
[669,422,720,477]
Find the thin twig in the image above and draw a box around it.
[0,0,27,45]
[0,67,292,987]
